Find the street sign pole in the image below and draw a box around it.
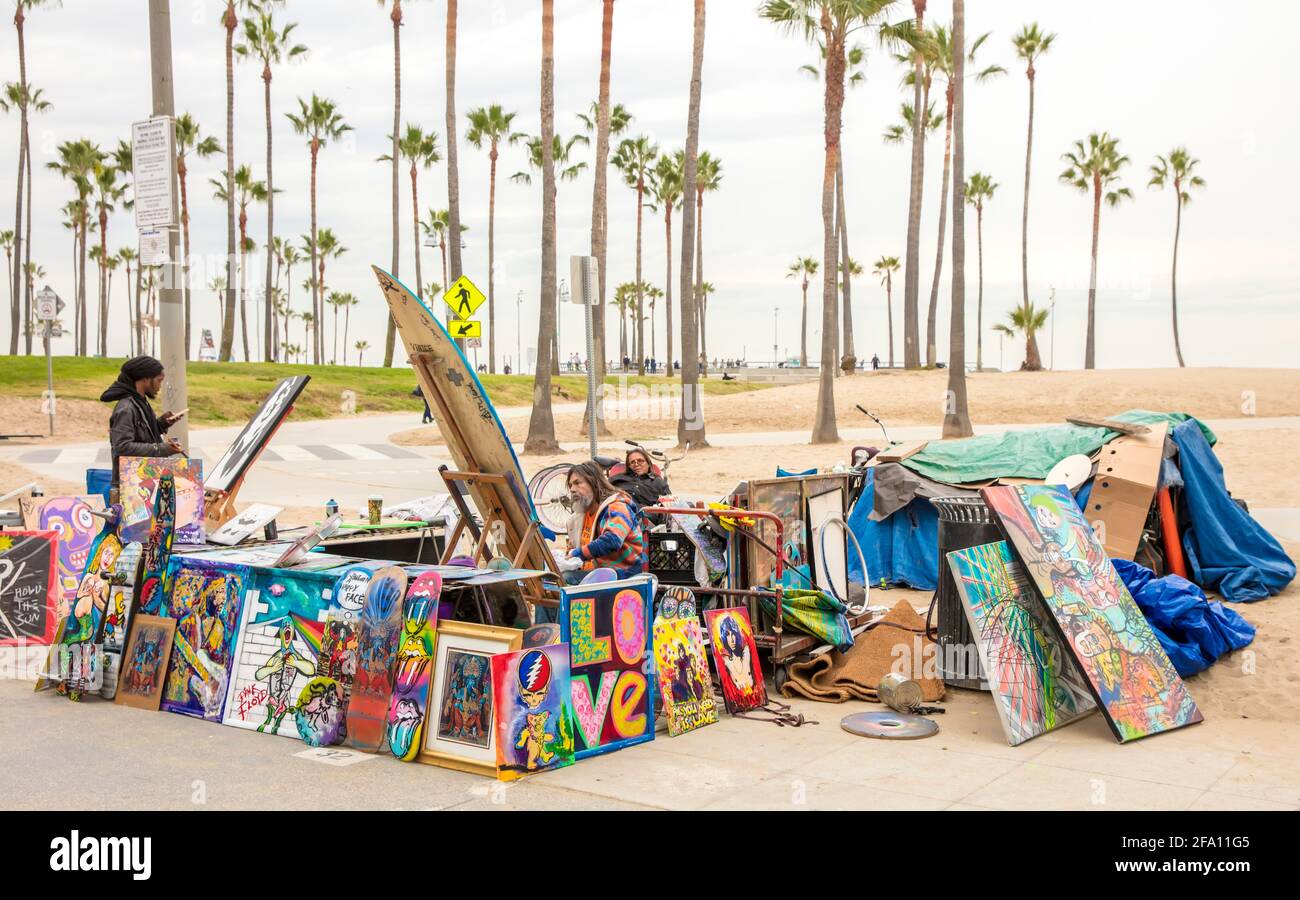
[36,286,58,436]
[44,320,54,436]
[146,0,187,451]
[571,256,598,460]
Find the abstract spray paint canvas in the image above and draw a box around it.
[652,616,718,736]
[491,644,575,781]
[160,559,250,720]
[983,484,1202,742]
[560,575,655,760]
[946,541,1095,745]
[119,456,205,545]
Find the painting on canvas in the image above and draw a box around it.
[704,606,767,714]
[652,616,718,736]
[0,531,59,646]
[491,644,575,781]
[160,558,250,720]
[115,615,176,711]
[119,456,205,545]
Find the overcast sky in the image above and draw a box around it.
[2,0,1297,371]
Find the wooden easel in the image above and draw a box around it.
[412,351,560,608]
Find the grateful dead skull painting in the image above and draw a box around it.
[491,644,575,780]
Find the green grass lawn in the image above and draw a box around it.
[2,356,767,426]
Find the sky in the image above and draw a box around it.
[2,0,1297,372]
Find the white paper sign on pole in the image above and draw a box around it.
[35,287,58,321]
[139,227,171,265]
[132,116,176,229]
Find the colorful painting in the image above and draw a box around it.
[559,575,655,760]
[205,375,311,493]
[221,567,340,737]
[0,531,59,645]
[387,572,441,762]
[115,614,176,711]
[491,644,575,781]
[38,495,105,621]
[704,606,767,714]
[99,584,134,700]
[345,566,407,752]
[294,613,357,747]
[653,616,718,736]
[982,484,1203,742]
[421,620,523,775]
[133,474,176,617]
[946,541,1096,745]
[119,456,205,545]
[160,558,250,720]
[53,530,123,698]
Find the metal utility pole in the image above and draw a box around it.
[571,257,598,460]
[147,0,188,450]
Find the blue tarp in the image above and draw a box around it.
[1172,419,1296,602]
[846,468,939,590]
[1113,559,1256,677]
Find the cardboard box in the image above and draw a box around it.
[1081,422,1168,561]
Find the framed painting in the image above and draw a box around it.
[559,575,655,760]
[946,541,1096,745]
[205,375,311,493]
[99,584,135,700]
[119,456,205,546]
[704,606,767,714]
[0,530,59,646]
[221,567,341,737]
[491,644,575,781]
[115,614,176,711]
[160,558,251,721]
[746,474,848,590]
[982,484,1203,742]
[419,620,523,776]
[653,615,718,736]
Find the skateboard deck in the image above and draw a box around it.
[296,613,357,747]
[134,474,176,618]
[345,566,408,752]
[51,527,121,700]
[387,571,442,762]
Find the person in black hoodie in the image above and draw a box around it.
[99,355,184,491]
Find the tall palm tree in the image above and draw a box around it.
[444,0,464,311]
[964,171,996,371]
[354,339,370,367]
[117,246,137,355]
[612,134,659,375]
[872,255,900,367]
[18,82,50,355]
[313,227,347,328]
[942,0,971,438]
[761,0,894,443]
[326,290,348,364]
[677,0,708,448]
[1,228,12,347]
[922,23,1003,368]
[694,151,723,375]
[467,105,523,373]
[286,94,351,364]
[1012,22,1056,326]
[1060,132,1132,370]
[651,151,683,369]
[299,309,314,358]
[612,281,635,363]
[2,80,49,354]
[786,256,819,368]
[380,124,441,301]
[901,0,929,370]
[174,113,222,358]
[525,0,561,454]
[90,159,125,357]
[1149,148,1205,368]
[378,0,403,367]
[993,299,1048,370]
[47,138,100,356]
[339,291,360,364]
[237,2,307,362]
[210,164,267,361]
[220,0,243,362]
[420,208,451,292]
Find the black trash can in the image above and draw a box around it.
[931,495,1001,690]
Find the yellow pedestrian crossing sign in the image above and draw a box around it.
[448,318,482,339]
[443,275,486,319]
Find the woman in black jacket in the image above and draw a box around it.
[610,448,670,513]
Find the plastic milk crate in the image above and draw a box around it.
[647,531,697,585]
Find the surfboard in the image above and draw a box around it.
[371,266,544,566]
[345,565,407,753]
[387,571,442,762]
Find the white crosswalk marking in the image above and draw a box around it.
[60,448,100,465]
[333,443,389,461]
[268,445,322,462]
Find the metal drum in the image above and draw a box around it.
[931,495,1000,690]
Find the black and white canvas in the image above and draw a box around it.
[206,376,310,493]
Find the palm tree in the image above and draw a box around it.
[47,138,100,356]
[993,299,1049,370]
[900,0,930,370]
[762,0,894,443]
[612,281,635,362]
[354,339,371,367]
[787,257,819,368]
[378,0,404,367]
[210,164,267,361]
[677,0,708,448]
[612,134,659,375]
[1060,132,1132,369]
[942,0,971,438]
[965,171,996,371]
[467,105,523,374]
[313,228,347,349]
[420,208,451,291]
[872,255,900,367]
[237,3,307,362]
[339,291,360,364]
[7,81,50,354]
[90,159,125,357]
[116,246,137,355]
[220,0,243,362]
[694,151,723,376]
[525,0,560,454]
[444,0,464,310]
[1012,23,1056,327]
[2,228,12,349]
[921,24,1004,368]
[1149,148,1205,368]
[326,290,348,364]
[651,151,683,368]
[300,310,315,358]
[173,113,222,358]
[380,124,441,301]
[286,94,351,364]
